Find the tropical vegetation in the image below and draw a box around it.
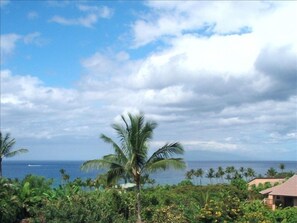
[0,131,28,177]
[1,117,296,222]
[0,168,296,223]
[81,113,185,222]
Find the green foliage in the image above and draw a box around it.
[81,113,185,222]
[31,190,132,223]
[266,167,277,177]
[273,207,297,223]
[198,194,242,222]
[0,131,28,177]
[238,200,274,223]
[19,175,54,216]
[0,177,23,223]
[150,205,188,223]
[178,179,194,186]
[231,178,248,190]
[1,163,296,222]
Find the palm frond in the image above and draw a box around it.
[0,132,16,156]
[100,134,128,163]
[146,142,184,165]
[145,158,186,173]
[81,157,122,171]
[5,148,28,158]
[106,167,125,184]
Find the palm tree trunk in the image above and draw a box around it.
[0,158,2,177]
[136,180,142,223]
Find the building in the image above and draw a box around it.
[260,175,297,210]
[248,178,285,188]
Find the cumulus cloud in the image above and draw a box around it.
[1,70,93,139]
[1,1,296,159]
[74,5,296,157]
[255,46,297,100]
[132,1,297,47]
[50,4,113,28]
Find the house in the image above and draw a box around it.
[260,175,297,210]
[248,178,285,188]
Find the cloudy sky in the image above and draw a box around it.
[1,1,296,161]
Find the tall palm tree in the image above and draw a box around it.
[206,168,215,184]
[194,168,204,185]
[279,163,285,173]
[0,132,28,177]
[246,167,256,181]
[81,113,185,223]
[225,166,236,181]
[185,169,195,181]
[216,166,225,183]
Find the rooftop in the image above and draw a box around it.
[260,175,297,197]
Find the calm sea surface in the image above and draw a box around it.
[3,160,297,186]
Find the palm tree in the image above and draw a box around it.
[185,169,195,181]
[246,167,256,181]
[279,163,285,173]
[225,166,235,182]
[0,132,28,177]
[266,167,277,177]
[81,113,185,223]
[206,168,215,184]
[194,168,204,185]
[216,166,225,183]
[239,167,245,175]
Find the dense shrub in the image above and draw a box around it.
[198,195,242,222]
[0,178,23,223]
[31,190,133,223]
[273,207,297,223]
[238,200,274,223]
[1,174,296,223]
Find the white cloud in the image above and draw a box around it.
[0,34,21,56]
[77,5,112,18]
[50,4,113,28]
[132,1,297,48]
[152,140,239,152]
[1,1,296,160]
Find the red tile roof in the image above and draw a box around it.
[260,175,297,197]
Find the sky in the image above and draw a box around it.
[0,0,296,161]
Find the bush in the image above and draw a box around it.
[150,205,188,223]
[273,207,297,223]
[198,194,242,222]
[0,178,23,223]
[3,174,297,223]
[238,200,274,223]
[31,189,132,223]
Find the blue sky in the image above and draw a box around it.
[1,0,297,161]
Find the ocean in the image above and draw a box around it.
[2,160,297,186]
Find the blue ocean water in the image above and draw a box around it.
[2,160,297,186]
